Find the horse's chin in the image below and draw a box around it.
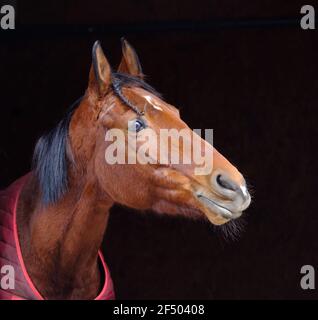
[203,211,231,226]
[150,186,247,226]
[193,192,246,226]
[151,198,232,226]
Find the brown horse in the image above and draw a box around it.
[1,39,251,300]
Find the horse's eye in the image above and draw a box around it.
[129,119,146,132]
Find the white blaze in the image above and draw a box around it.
[144,95,163,111]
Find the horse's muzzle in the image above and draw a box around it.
[196,171,251,221]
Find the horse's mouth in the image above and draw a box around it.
[196,194,242,222]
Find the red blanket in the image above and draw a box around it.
[0,175,115,300]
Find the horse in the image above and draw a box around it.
[0,39,251,300]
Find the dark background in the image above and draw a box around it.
[0,0,317,299]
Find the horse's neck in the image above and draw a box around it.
[17,173,114,300]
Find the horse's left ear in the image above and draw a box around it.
[118,38,144,78]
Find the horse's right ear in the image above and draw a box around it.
[89,41,112,96]
[118,38,144,78]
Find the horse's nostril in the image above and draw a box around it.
[216,174,238,192]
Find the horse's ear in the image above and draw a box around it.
[89,41,112,96]
[118,38,144,78]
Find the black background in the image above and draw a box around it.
[0,0,317,299]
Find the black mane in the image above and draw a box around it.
[113,72,161,99]
[32,72,161,205]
